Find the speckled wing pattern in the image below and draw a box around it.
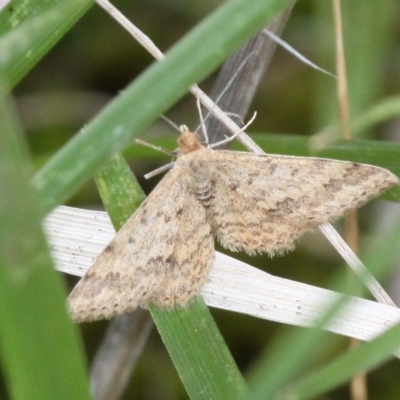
[68,130,398,322]
[69,164,214,322]
[204,151,398,255]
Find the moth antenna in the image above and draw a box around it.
[160,115,182,133]
[195,52,257,140]
[211,51,257,108]
[144,162,175,179]
[135,138,175,157]
[209,111,257,149]
[196,51,256,133]
[224,112,244,125]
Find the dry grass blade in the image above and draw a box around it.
[45,206,400,357]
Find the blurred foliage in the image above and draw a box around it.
[2,0,400,399]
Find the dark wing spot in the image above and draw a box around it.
[104,243,114,253]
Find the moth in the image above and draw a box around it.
[69,128,398,322]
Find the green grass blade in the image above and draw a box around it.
[95,153,146,227]
[151,300,250,400]
[0,0,93,90]
[0,97,90,399]
[32,0,293,214]
[283,321,400,400]
[351,96,400,136]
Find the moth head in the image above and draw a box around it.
[177,125,204,155]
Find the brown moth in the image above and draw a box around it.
[68,128,398,322]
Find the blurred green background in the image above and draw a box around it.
[4,0,400,399]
